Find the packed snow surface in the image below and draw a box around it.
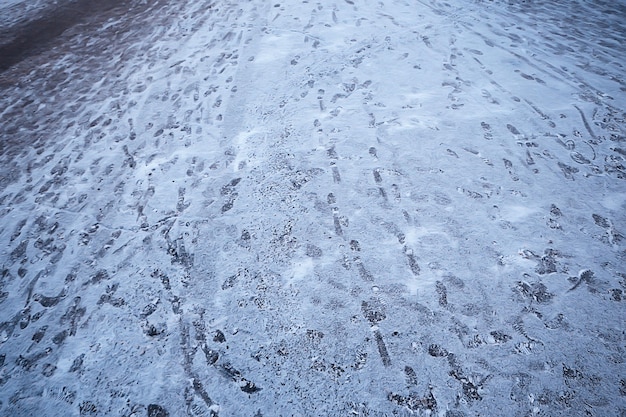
[1,0,625,416]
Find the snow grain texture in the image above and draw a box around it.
[0,0,625,416]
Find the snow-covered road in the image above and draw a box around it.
[1,0,625,415]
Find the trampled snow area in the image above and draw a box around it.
[0,0,625,415]
[0,0,52,30]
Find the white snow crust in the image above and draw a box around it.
[1,0,625,416]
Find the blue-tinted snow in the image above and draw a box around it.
[0,0,625,415]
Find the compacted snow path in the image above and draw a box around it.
[1,0,625,415]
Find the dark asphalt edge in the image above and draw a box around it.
[0,0,129,72]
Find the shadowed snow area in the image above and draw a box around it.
[0,0,129,71]
[1,0,625,415]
